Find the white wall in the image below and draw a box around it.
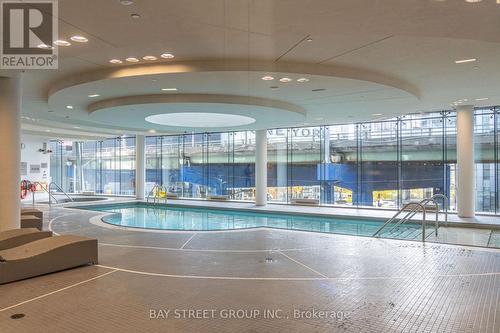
[20,134,51,183]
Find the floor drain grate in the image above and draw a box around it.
[10,313,25,320]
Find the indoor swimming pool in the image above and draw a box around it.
[77,202,435,239]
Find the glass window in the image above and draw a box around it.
[400,114,446,205]
[324,124,358,206]
[359,121,399,209]
[267,128,290,203]
[474,109,496,213]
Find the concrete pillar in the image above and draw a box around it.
[135,135,146,200]
[255,129,267,206]
[456,105,475,218]
[0,75,22,231]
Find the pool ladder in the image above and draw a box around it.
[147,184,167,205]
[373,194,448,242]
[30,181,74,206]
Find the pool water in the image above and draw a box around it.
[78,203,432,239]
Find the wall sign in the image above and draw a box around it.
[30,164,41,174]
[20,162,27,176]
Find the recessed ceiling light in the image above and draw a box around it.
[372,113,383,116]
[297,78,310,83]
[45,129,51,132]
[73,126,81,129]
[465,0,482,2]
[70,36,88,43]
[261,76,274,81]
[66,105,74,109]
[148,129,156,133]
[160,53,175,59]
[54,40,71,46]
[455,58,477,64]
[125,57,140,62]
[475,97,489,101]
[306,37,313,42]
[37,43,53,50]
[142,55,158,61]
[130,13,141,19]
[279,78,292,83]
[109,59,123,64]
[119,0,134,5]
[88,94,100,98]
[161,88,178,92]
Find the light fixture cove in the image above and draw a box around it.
[145,113,256,128]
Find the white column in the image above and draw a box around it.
[0,75,22,231]
[456,105,475,218]
[255,129,268,206]
[135,135,146,200]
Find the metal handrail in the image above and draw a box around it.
[373,202,427,242]
[431,194,449,226]
[147,184,167,205]
[48,182,74,205]
[31,181,59,205]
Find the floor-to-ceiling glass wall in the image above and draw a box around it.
[48,108,499,215]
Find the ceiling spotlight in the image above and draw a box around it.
[130,13,141,19]
[306,37,313,42]
[142,55,158,61]
[261,76,274,81]
[70,36,88,43]
[88,94,100,98]
[475,97,489,101]
[66,105,73,109]
[125,57,140,62]
[455,58,477,64]
[37,43,53,50]
[160,53,175,59]
[109,59,123,64]
[279,77,292,83]
[297,78,310,83]
[119,0,134,5]
[161,88,178,92]
[54,40,71,46]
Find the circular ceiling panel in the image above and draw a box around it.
[145,112,256,128]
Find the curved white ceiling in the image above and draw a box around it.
[3,0,500,138]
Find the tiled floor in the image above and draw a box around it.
[0,205,499,332]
